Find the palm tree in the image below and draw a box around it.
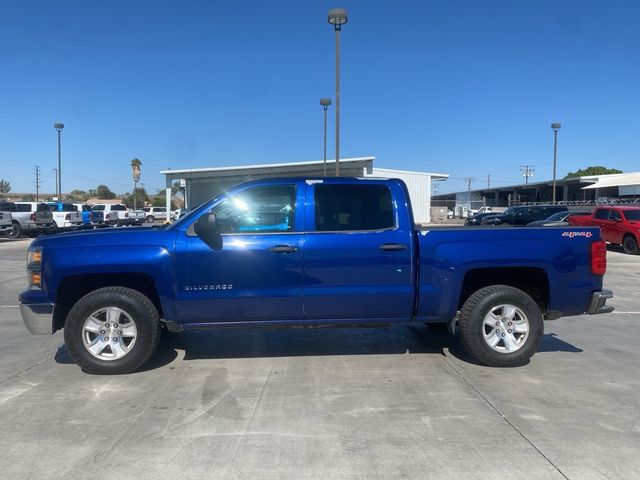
[131,158,142,209]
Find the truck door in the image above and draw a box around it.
[607,209,624,244]
[592,208,612,241]
[302,181,415,320]
[174,182,305,324]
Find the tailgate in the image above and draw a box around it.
[35,211,53,224]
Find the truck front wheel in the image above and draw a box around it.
[64,287,161,374]
[457,285,543,367]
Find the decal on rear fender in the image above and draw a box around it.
[562,231,593,238]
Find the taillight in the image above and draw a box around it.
[591,240,607,276]
[125,212,129,218]
[65,214,71,220]
[89,213,93,220]
[30,213,36,221]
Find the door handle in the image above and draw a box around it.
[268,245,298,254]
[379,243,408,251]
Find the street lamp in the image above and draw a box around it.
[320,98,332,176]
[551,123,561,204]
[328,8,348,176]
[53,123,64,199]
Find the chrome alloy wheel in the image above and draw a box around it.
[482,304,530,353]
[81,307,138,361]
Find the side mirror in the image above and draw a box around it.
[194,213,222,250]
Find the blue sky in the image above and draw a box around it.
[1,0,639,195]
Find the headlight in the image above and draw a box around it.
[27,246,43,268]
[27,247,43,290]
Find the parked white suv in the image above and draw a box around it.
[143,207,167,223]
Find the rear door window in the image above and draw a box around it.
[16,204,32,212]
[609,210,621,221]
[314,184,394,231]
[594,209,610,220]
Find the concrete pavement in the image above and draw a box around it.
[0,237,638,479]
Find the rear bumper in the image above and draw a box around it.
[20,303,55,335]
[586,289,614,315]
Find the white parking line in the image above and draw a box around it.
[0,306,19,308]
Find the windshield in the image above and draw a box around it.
[168,202,207,230]
[501,207,520,216]
[545,211,568,221]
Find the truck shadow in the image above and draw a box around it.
[169,324,448,362]
[54,326,583,372]
[159,325,582,369]
[445,331,583,366]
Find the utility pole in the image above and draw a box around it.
[487,174,491,189]
[34,166,41,201]
[465,177,473,193]
[520,165,535,184]
[53,168,58,199]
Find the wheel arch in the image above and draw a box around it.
[54,273,164,332]
[459,267,550,313]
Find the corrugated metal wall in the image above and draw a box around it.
[370,169,431,224]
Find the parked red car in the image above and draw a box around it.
[569,206,640,254]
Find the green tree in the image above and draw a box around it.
[123,187,149,209]
[68,189,89,202]
[96,184,116,199]
[0,179,11,196]
[565,166,623,178]
[152,191,177,209]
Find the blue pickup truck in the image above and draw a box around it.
[19,177,613,374]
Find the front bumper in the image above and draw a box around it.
[586,289,614,315]
[20,303,55,335]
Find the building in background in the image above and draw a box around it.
[433,171,640,214]
[161,157,448,224]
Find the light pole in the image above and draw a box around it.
[53,168,58,199]
[320,98,331,176]
[328,8,348,176]
[551,123,561,204]
[53,123,64,199]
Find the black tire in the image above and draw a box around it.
[146,215,155,223]
[457,285,544,367]
[7,221,22,239]
[64,287,161,374]
[623,235,638,255]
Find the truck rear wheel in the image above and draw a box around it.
[457,285,543,367]
[6,221,22,239]
[64,287,161,374]
[623,235,638,255]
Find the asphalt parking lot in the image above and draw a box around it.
[0,237,638,480]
